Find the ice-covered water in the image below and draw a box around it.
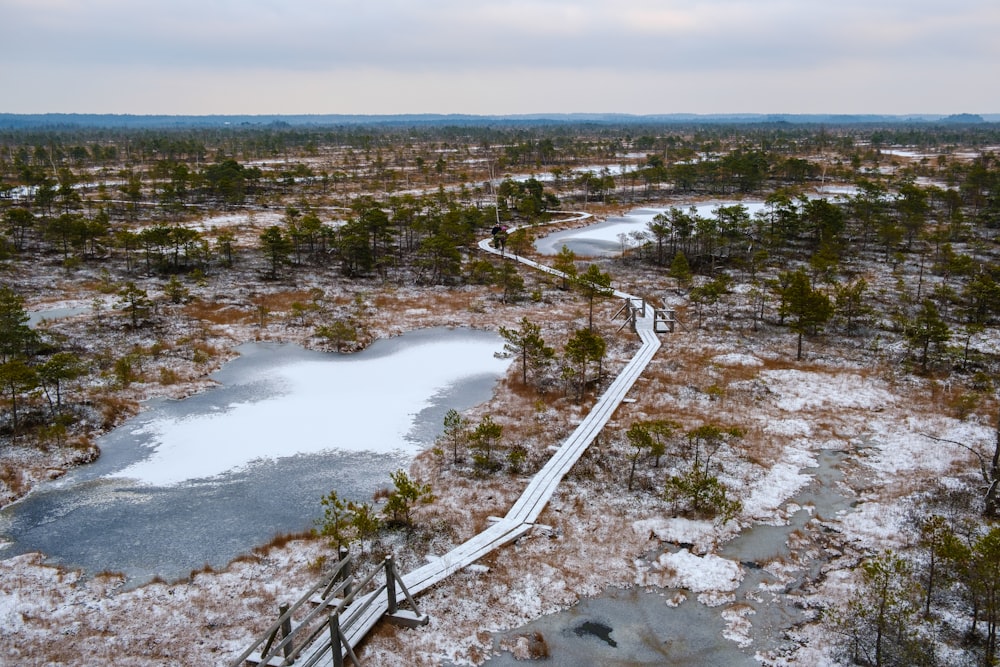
[0,328,511,582]
[533,202,768,257]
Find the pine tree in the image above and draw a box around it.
[904,299,951,372]
[498,317,555,387]
[668,251,693,291]
[777,268,833,360]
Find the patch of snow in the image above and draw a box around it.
[838,501,911,550]
[711,353,763,367]
[860,413,992,478]
[632,517,719,553]
[186,211,283,232]
[763,418,813,437]
[762,369,895,412]
[740,454,815,520]
[721,605,755,648]
[652,549,743,594]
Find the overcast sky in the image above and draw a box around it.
[2,0,997,116]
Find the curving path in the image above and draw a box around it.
[290,217,662,666]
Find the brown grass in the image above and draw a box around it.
[96,394,139,430]
[252,290,324,313]
[373,285,489,317]
[737,424,779,468]
[229,552,264,566]
[0,462,27,498]
[190,341,220,364]
[307,554,327,573]
[189,563,216,580]
[182,301,254,326]
[253,530,313,554]
[158,367,182,385]
[94,570,125,580]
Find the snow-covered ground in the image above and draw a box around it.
[2,198,996,666]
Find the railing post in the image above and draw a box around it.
[339,545,352,598]
[385,556,398,615]
[279,603,293,665]
[330,613,344,667]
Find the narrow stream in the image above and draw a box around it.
[480,450,851,665]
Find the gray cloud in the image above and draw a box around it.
[1,0,997,113]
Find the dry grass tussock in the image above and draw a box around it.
[94,393,140,430]
[499,631,550,660]
[251,289,325,313]
[372,286,480,313]
[733,423,781,469]
[181,300,255,326]
[257,530,314,552]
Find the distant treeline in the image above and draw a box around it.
[0,112,995,130]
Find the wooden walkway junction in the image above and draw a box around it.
[235,223,668,666]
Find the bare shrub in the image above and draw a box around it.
[158,367,181,385]
[502,630,550,659]
[96,395,139,430]
[190,341,220,364]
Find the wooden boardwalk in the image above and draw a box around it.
[260,230,662,667]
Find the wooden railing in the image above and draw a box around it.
[233,548,426,667]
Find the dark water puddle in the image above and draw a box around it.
[573,620,617,647]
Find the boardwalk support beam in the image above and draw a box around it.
[279,604,293,664]
[329,613,361,667]
[384,555,429,628]
[614,297,647,333]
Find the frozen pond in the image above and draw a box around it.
[27,304,92,328]
[534,201,768,257]
[0,328,511,582]
[534,190,861,258]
